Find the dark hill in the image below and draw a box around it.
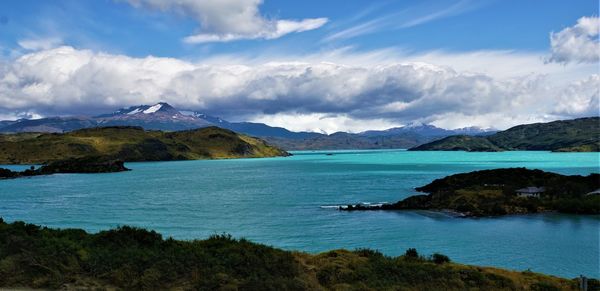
[410,117,599,152]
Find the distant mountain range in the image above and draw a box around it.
[0,102,496,150]
[410,117,600,152]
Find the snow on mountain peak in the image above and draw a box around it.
[404,121,425,128]
[143,103,163,114]
[127,108,143,115]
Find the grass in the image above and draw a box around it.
[0,219,591,290]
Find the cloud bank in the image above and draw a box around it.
[547,16,599,64]
[0,46,597,132]
[125,0,327,43]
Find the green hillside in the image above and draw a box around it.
[0,219,589,290]
[0,126,289,164]
[410,117,600,152]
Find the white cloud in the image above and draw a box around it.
[0,46,597,132]
[323,0,481,42]
[125,0,327,43]
[17,37,63,51]
[250,113,400,134]
[398,0,475,29]
[547,16,600,64]
[552,74,600,117]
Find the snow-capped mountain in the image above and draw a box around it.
[360,123,496,137]
[360,123,453,137]
[94,102,212,131]
[0,102,497,150]
[98,102,181,117]
[452,126,497,135]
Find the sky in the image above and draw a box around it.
[0,0,598,133]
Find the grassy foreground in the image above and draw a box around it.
[0,219,593,290]
[0,126,289,164]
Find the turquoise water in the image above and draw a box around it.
[1,150,599,278]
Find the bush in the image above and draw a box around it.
[431,253,451,264]
[0,219,579,290]
[404,248,419,259]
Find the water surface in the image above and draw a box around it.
[1,150,599,278]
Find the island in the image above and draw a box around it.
[0,156,130,179]
[342,168,600,217]
[409,117,599,152]
[0,219,595,290]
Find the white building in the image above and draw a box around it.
[516,187,545,198]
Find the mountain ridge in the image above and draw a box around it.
[0,102,496,150]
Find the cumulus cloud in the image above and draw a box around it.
[0,46,597,132]
[547,16,600,64]
[125,0,327,43]
[552,74,600,117]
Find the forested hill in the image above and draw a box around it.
[409,117,599,152]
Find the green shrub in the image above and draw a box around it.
[431,253,451,264]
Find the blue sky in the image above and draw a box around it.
[1,0,596,57]
[0,0,598,132]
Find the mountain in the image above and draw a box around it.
[0,103,319,139]
[360,123,495,138]
[94,102,212,131]
[360,123,452,137]
[0,102,496,150]
[263,124,496,150]
[263,131,435,150]
[180,111,321,139]
[410,117,600,152]
[0,126,289,164]
[0,116,97,133]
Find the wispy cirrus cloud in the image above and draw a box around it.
[124,0,327,43]
[323,0,482,42]
[398,0,476,29]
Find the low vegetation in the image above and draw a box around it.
[0,126,289,164]
[410,117,599,152]
[344,168,600,216]
[0,219,592,290]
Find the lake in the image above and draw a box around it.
[1,150,599,278]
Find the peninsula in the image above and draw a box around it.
[343,168,600,216]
